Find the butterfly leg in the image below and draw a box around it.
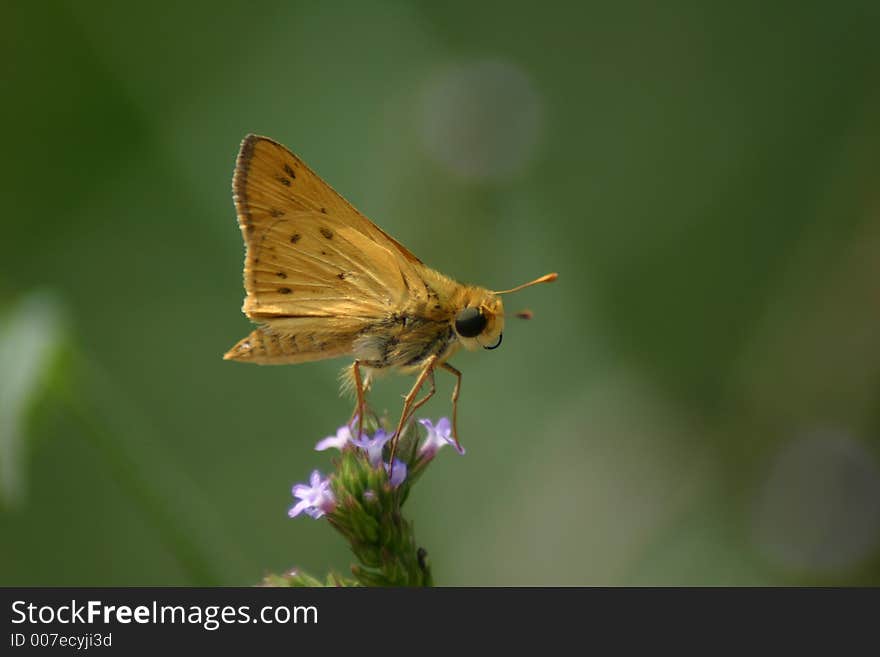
[408,369,436,418]
[347,360,367,441]
[440,363,464,452]
[388,356,438,471]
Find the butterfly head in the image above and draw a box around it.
[453,272,557,352]
[453,295,505,351]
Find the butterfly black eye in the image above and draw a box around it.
[454,307,488,338]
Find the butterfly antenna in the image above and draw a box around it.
[492,272,558,295]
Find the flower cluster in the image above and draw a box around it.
[288,417,463,521]
[320,425,407,487]
[275,416,465,587]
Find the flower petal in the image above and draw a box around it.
[417,416,466,459]
[353,429,393,467]
[304,507,325,519]
[291,483,312,499]
[386,459,407,488]
[435,417,452,436]
[288,499,311,518]
[315,434,348,451]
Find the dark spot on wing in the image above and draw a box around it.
[276,272,288,279]
[290,234,301,243]
[276,175,291,187]
[320,227,334,239]
[337,272,346,280]
[278,287,292,294]
[320,207,327,214]
[270,208,284,217]
[283,164,296,179]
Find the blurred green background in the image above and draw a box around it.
[2,0,880,586]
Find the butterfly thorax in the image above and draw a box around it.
[350,266,503,374]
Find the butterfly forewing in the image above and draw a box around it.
[243,210,407,318]
[226,135,428,364]
[233,135,423,261]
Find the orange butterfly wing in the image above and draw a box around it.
[225,135,425,364]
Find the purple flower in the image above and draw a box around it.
[352,428,392,468]
[315,424,355,452]
[385,459,407,488]
[417,417,465,460]
[289,470,336,519]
